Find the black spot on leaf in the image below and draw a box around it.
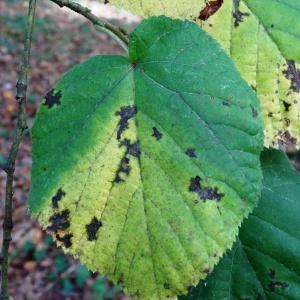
[284,117,290,127]
[115,106,137,140]
[278,131,297,147]
[283,60,300,92]
[250,104,258,118]
[203,268,210,274]
[163,283,170,289]
[44,89,62,108]
[198,0,223,21]
[233,0,250,26]
[56,233,73,248]
[189,176,224,202]
[283,100,291,112]
[120,139,141,158]
[269,269,276,279]
[268,269,289,291]
[86,217,102,241]
[52,188,66,208]
[152,127,163,141]
[185,148,197,158]
[48,209,70,232]
[115,139,141,182]
[115,156,131,183]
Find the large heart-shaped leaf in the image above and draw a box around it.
[180,149,300,299]
[29,16,263,299]
[110,0,300,149]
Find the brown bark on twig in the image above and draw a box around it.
[0,1,37,299]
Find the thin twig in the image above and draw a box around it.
[50,0,129,52]
[0,0,37,299]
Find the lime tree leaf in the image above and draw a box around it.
[180,149,300,300]
[29,16,263,299]
[109,0,300,149]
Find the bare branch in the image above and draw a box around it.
[0,0,37,299]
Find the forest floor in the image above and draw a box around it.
[0,0,139,299]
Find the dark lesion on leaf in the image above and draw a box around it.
[51,188,66,209]
[233,0,250,27]
[115,105,138,140]
[86,217,102,241]
[278,131,297,147]
[250,104,258,118]
[56,233,73,248]
[189,176,224,202]
[283,100,291,112]
[115,156,131,183]
[44,89,62,108]
[47,209,70,232]
[198,0,224,21]
[283,60,300,93]
[185,148,197,158]
[163,282,170,289]
[120,139,141,158]
[152,127,163,141]
[268,269,289,291]
[203,268,210,275]
[114,139,141,183]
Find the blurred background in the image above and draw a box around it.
[0,0,140,299]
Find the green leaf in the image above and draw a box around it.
[180,149,300,300]
[29,16,263,299]
[110,0,300,149]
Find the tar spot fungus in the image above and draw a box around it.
[44,89,62,108]
[48,209,70,232]
[115,105,137,140]
[185,148,197,158]
[189,176,224,202]
[120,139,141,158]
[52,188,66,209]
[250,104,258,118]
[203,268,210,274]
[233,0,250,26]
[283,100,291,112]
[152,127,163,141]
[115,139,141,183]
[115,156,131,182]
[163,283,170,289]
[268,269,289,291]
[278,131,297,147]
[56,233,73,248]
[283,60,300,92]
[198,0,223,21]
[86,217,102,241]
